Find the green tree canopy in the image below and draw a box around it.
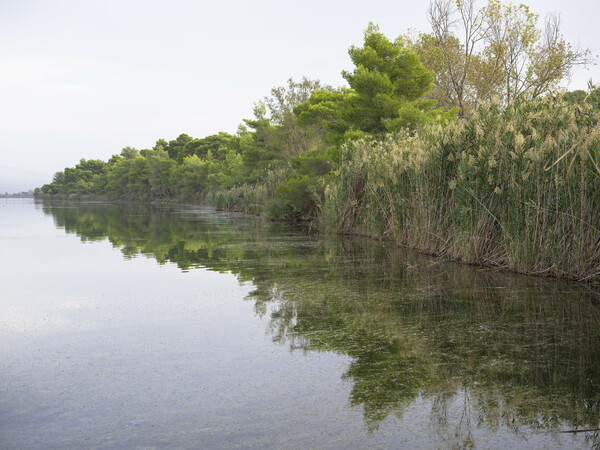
[342,22,447,133]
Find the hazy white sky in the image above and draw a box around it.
[1,0,598,192]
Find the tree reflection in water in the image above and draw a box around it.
[43,201,600,446]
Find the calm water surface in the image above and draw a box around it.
[1,199,599,448]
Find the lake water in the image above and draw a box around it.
[1,198,599,449]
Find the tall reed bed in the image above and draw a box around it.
[203,168,286,216]
[321,96,600,281]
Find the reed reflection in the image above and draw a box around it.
[43,201,600,442]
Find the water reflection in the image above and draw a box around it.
[43,201,600,445]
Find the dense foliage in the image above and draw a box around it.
[37,1,599,281]
[321,95,600,280]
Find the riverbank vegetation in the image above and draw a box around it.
[36,0,599,281]
[322,96,600,280]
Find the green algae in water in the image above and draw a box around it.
[1,199,599,448]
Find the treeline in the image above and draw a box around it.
[37,0,600,280]
[37,21,454,218]
[1,191,33,198]
[36,77,336,216]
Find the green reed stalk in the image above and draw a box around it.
[321,97,600,281]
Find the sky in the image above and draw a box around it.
[1,0,599,193]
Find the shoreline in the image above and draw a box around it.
[35,195,599,286]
